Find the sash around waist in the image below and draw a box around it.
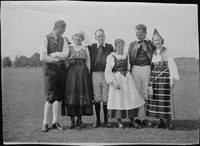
[71,58,86,66]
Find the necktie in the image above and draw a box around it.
[138,40,147,52]
[97,44,103,63]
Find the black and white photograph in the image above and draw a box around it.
[1,1,199,145]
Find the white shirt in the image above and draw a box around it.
[97,43,106,48]
[136,37,149,42]
[40,34,69,62]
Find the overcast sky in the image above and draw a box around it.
[1,1,199,60]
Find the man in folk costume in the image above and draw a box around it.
[88,28,114,128]
[128,24,156,127]
[40,20,69,132]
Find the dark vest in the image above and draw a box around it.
[134,46,151,66]
[46,32,64,55]
[112,55,128,76]
[44,32,65,66]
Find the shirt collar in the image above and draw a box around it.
[52,31,57,40]
[136,37,148,42]
[69,42,86,50]
[97,43,105,48]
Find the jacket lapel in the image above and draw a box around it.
[145,40,153,60]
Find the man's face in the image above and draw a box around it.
[54,26,66,39]
[135,29,146,41]
[95,30,106,44]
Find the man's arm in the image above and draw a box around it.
[128,42,133,64]
[40,36,59,63]
[49,38,69,60]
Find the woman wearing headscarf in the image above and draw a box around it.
[62,30,93,129]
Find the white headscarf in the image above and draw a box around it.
[70,30,91,46]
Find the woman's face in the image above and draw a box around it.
[153,35,163,48]
[74,33,83,45]
[115,43,124,55]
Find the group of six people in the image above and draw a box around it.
[40,20,180,132]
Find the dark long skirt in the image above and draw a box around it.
[146,61,172,120]
[62,58,93,116]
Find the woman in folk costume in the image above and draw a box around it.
[146,29,180,129]
[63,30,93,129]
[105,39,145,129]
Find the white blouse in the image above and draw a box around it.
[152,47,180,80]
[69,43,91,72]
[105,52,130,86]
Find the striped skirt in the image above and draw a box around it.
[146,63,173,120]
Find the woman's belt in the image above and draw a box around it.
[71,58,86,66]
[153,61,168,66]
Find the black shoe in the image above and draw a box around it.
[93,121,100,128]
[134,119,142,126]
[104,121,112,127]
[129,121,142,129]
[69,122,75,129]
[51,122,64,130]
[155,121,166,129]
[142,119,152,127]
[76,121,86,128]
[118,123,125,129]
[166,121,172,130]
[42,124,49,132]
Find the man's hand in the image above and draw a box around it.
[51,58,60,63]
[115,84,121,90]
[148,86,153,96]
[170,79,175,89]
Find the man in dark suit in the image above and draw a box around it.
[88,28,114,128]
[128,24,156,128]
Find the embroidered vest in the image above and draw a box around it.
[112,55,128,76]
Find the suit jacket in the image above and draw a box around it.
[88,43,114,72]
[128,40,156,68]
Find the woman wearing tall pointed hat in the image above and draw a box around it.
[146,28,180,129]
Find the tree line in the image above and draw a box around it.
[2,52,43,68]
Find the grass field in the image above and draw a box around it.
[2,58,199,144]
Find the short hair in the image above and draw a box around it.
[54,20,66,29]
[135,24,147,33]
[94,28,105,36]
[114,38,125,48]
[152,34,165,45]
